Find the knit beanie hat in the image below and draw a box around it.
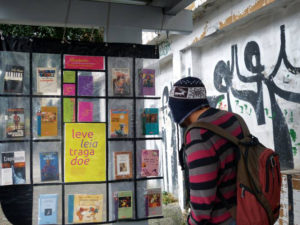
[168,77,209,124]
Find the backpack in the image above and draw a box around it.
[182,113,281,225]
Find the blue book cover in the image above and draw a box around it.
[68,195,74,223]
[143,108,159,135]
[38,194,58,225]
[40,152,59,182]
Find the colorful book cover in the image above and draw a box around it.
[142,108,159,135]
[63,71,76,83]
[36,67,57,93]
[63,98,75,123]
[139,69,155,96]
[38,194,58,225]
[78,75,93,96]
[68,194,103,223]
[4,65,24,93]
[1,151,26,185]
[141,150,159,177]
[64,123,106,182]
[41,106,58,137]
[146,188,162,217]
[78,101,93,122]
[63,84,76,96]
[40,152,59,182]
[112,68,130,96]
[6,108,25,138]
[64,55,104,70]
[110,109,129,138]
[118,191,133,219]
[114,152,132,180]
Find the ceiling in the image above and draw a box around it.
[0,0,194,43]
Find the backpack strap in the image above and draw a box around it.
[184,121,240,146]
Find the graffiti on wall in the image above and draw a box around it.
[212,25,300,170]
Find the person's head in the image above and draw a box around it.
[168,77,209,127]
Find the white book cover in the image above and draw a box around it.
[37,67,57,93]
[1,168,13,185]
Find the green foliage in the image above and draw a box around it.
[0,24,104,42]
[162,191,178,205]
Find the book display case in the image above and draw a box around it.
[0,37,163,225]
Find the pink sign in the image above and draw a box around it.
[64,55,104,70]
[78,101,93,122]
[63,84,76,96]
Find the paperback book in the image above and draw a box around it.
[118,191,133,219]
[6,108,25,138]
[38,194,58,225]
[139,69,155,96]
[36,67,57,93]
[145,188,162,217]
[112,68,130,96]
[68,194,103,223]
[40,106,58,137]
[63,98,75,122]
[114,152,132,180]
[142,108,159,135]
[78,75,93,96]
[141,150,159,177]
[110,109,129,138]
[4,65,24,93]
[1,151,26,185]
[78,101,93,122]
[40,152,59,182]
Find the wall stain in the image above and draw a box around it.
[219,0,275,30]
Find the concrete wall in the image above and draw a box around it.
[156,0,300,222]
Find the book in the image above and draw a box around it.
[118,191,133,219]
[63,71,76,83]
[78,101,93,122]
[1,151,26,185]
[63,98,75,123]
[6,108,25,138]
[114,152,132,180]
[78,75,93,96]
[68,194,103,223]
[64,123,106,182]
[37,110,41,136]
[142,108,159,135]
[41,106,58,137]
[141,150,159,177]
[139,69,155,96]
[145,188,162,217]
[112,68,130,96]
[36,67,57,93]
[40,152,59,182]
[38,194,58,225]
[110,109,129,138]
[63,84,76,96]
[4,65,24,93]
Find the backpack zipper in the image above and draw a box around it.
[240,183,254,198]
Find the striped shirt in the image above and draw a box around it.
[185,108,243,225]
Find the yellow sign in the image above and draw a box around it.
[65,123,106,182]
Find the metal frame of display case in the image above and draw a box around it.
[0,37,163,225]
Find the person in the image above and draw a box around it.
[168,77,243,225]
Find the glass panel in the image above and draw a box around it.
[32,53,61,95]
[0,51,30,95]
[108,57,133,97]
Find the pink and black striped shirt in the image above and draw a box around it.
[185,108,243,225]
